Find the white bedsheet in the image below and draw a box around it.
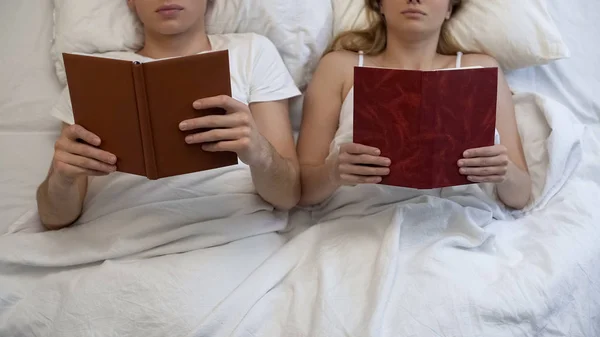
[1,92,598,336]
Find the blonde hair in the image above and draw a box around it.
[328,0,462,55]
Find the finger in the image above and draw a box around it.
[458,155,509,167]
[459,166,508,176]
[179,113,249,131]
[55,151,116,174]
[185,127,251,144]
[57,139,117,165]
[343,154,391,167]
[339,164,390,177]
[54,161,110,177]
[340,174,382,185]
[467,175,506,183]
[201,139,249,153]
[341,143,381,156]
[463,145,507,158]
[65,125,101,146]
[193,95,248,113]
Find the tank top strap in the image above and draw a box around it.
[455,51,463,68]
[358,51,365,67]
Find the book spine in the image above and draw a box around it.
[132,62,159,179]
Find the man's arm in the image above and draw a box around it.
[37,167,88,230]
[247,99,301,210]
[180,96,300,210]
[37,123,117,230]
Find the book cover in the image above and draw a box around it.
[353,66,498,189]
[63,50,238,180]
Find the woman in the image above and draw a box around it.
[297,0,531,209]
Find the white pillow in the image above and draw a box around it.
[51,0,333,89]
[331,0,570,70]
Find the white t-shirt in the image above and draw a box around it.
[51,33,301,124]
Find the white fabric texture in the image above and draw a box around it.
[506,1,600,123]
[51,0,333,90]
[1,93,598,336]
[51,33,301,125]
[332,0,570,70]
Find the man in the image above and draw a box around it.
[37,0,301,230]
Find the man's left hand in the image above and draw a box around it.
[179,95,268,166]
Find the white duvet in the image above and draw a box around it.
[1,92,598,336]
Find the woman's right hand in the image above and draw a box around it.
[330,143,391,186]
[52,124,117,183]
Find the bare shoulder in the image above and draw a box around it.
[461,53,501,68]
[309,50,361,99]
[317,50,361,78]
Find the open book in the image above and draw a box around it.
[63,50,238,180]
[353,65,498,189]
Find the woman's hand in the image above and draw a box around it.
[179,95,268,166]
[330,143,391,185]
[458,145,510,183]
[52,124,117,184]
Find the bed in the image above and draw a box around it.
[0,0,599,336]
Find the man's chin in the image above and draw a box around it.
[151,23,192,36]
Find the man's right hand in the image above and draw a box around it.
[52,124,117,183]
[330,143,391,186]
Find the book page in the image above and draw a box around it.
[144,49,227,63]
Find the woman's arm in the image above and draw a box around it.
[297,52,391,206]
[296,53,346,206]
[460,54,532,209]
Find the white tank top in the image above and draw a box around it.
[328,51,500,158]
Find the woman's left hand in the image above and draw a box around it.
[457,145,510,184]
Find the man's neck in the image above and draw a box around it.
[137,26,211,59]
[378,30,442,70]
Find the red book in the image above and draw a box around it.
[353,66,498,189]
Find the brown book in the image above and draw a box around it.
[62,50,238,180]
[354,66,498,189]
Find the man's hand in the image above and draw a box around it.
[37,124,117,230]
[458,145,509,183]
[53,124,117,184]
[179,95,268,166]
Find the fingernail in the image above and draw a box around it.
[179,122,188,131]
[467,176,474,181]
[385,159,391,165]
[193,102,202,109]
[109,156,117,164]
[463,151,470,157]
[376,149,381,155]
[460,168,466,174]
[185,136,192,144]
[458,160,464,166]
[94,137,101,145]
